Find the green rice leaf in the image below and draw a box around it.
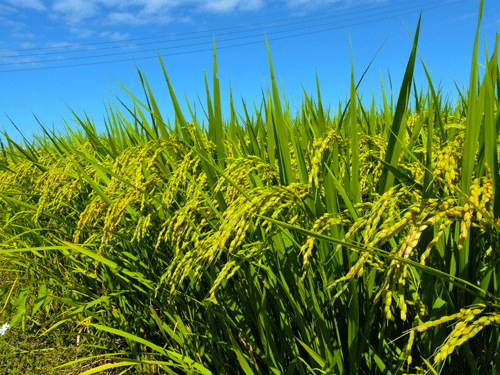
[378,14,421,194]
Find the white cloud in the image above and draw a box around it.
[10,32,36,38]
[0,48,39,67]
[5,0,46,11]
[0,3,18,14]
[5,0,386,38]
[0,17,29,31]
[107,11,142,25]
[100,31,130,40]
[69,27,96,37]
[198,0,264,13]
[238,0,264,11]
[120,43,137,51]
[44,41,76,49]
[52,0,100,23]
[484,17,500,30]
[48,0,266,27]
[283,0,340,9]
[106,10,174,26]
[0,49,20,58]
[451,12,476,21]
[140,0,182,15]
[19,41,37,48]
[283,0,390,10]
[179,15,194,24]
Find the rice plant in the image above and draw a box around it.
[1,0,499,373]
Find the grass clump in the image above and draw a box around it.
[1,1,500,373]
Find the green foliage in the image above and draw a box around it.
[1,1,500,374]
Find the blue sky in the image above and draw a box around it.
[0,0,499,144]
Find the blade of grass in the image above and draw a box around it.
[349,34,361,205]
[212,38,226,170]
[83,322,213,374]
[458,0,484,282]
[378,14,422,194]
[253,214,497,303]
[265,36,294,185]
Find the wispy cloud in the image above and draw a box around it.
[8,0,269,27]
[0,49,39,68]
[1,0,391,42]
[283,0,389,12]
[0,49,21,58]
[0,3,18,15]
[10,32,36,39]
[198,0,265,13]
[52,0,101,23]
[107,10,179,26]
[100,31,130,41]
[138,0,183,15]
[44,41,82,50]
[484,17,500,30]
[179,15,194,24]
[97,31,137,49]
[19,41,37,49]
[69,27,96,38]
[283,0,340,9]
[0,17,29,32]
[450,12,477,22]
[120,44,137,51]
[4,0,46,11]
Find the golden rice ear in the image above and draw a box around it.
[0,1,498,372]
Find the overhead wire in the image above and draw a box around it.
[0,1,450,62]
[1,0,434,54]
[0,0,463,73]
[0,0,453,66]
[3,0,437,57]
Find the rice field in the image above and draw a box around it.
[1,1,500,374]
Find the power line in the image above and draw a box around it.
[5,0,433,58]
[0,0,462,73]
[1,0,431,54]
[3,0,434,58]
[0,0,452,66]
